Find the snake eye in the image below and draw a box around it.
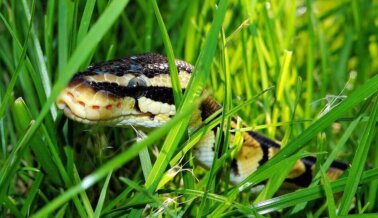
[127,77,147,88]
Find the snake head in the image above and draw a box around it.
[56,53,192,127]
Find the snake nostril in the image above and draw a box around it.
[92,105,100,110]
[105,104,112,110]
[67,91,74,99]
[78,101,86,107]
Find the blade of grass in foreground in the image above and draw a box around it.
[210,74,378,216]
[21,171,44,217]
[44,0,55,75]
[66,148,94,216]
[93,171,112,218]
[338,95,378,215]
[76,0,96,45]
[320,167,337,218]
[150,0,182,105]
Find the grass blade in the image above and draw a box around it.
[338,95,378,214]
[93,171,112,218]
[150,0,182,105]
[320,166,337,218]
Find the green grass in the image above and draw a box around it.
[1,0,378,217]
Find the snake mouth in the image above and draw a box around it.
[59,103,98,124]
[59,103,155,126]
[56,88,172,127]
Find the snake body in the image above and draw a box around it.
[56,53,347,187]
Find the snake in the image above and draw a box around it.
[56,53,347,187]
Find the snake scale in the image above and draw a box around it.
[56,53,347,187]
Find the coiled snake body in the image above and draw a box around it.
[56,53,347,187]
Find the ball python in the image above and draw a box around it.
[56,53,347,187]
